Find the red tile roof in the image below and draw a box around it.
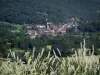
[28,30,37,35]
[49,24,58,30]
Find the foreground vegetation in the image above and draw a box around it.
[0,42,100,75]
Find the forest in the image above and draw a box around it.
[0,0,100,24]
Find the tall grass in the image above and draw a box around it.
[0,40,100,75]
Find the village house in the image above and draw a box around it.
[27,26,32,29]
[26,22,71,38]
[57,24,67,33]
[28,30,38,39]
[28,30,37,36]
[36,24,46,29]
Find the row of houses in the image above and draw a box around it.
[26,22,75,38]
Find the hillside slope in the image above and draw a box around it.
[0,0,100,24]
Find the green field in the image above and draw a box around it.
[0,21,22,32]
[12,24,22,32]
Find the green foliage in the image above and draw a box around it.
[0,0,99,24]
[78,20,100,32]
[0,21,100,57]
